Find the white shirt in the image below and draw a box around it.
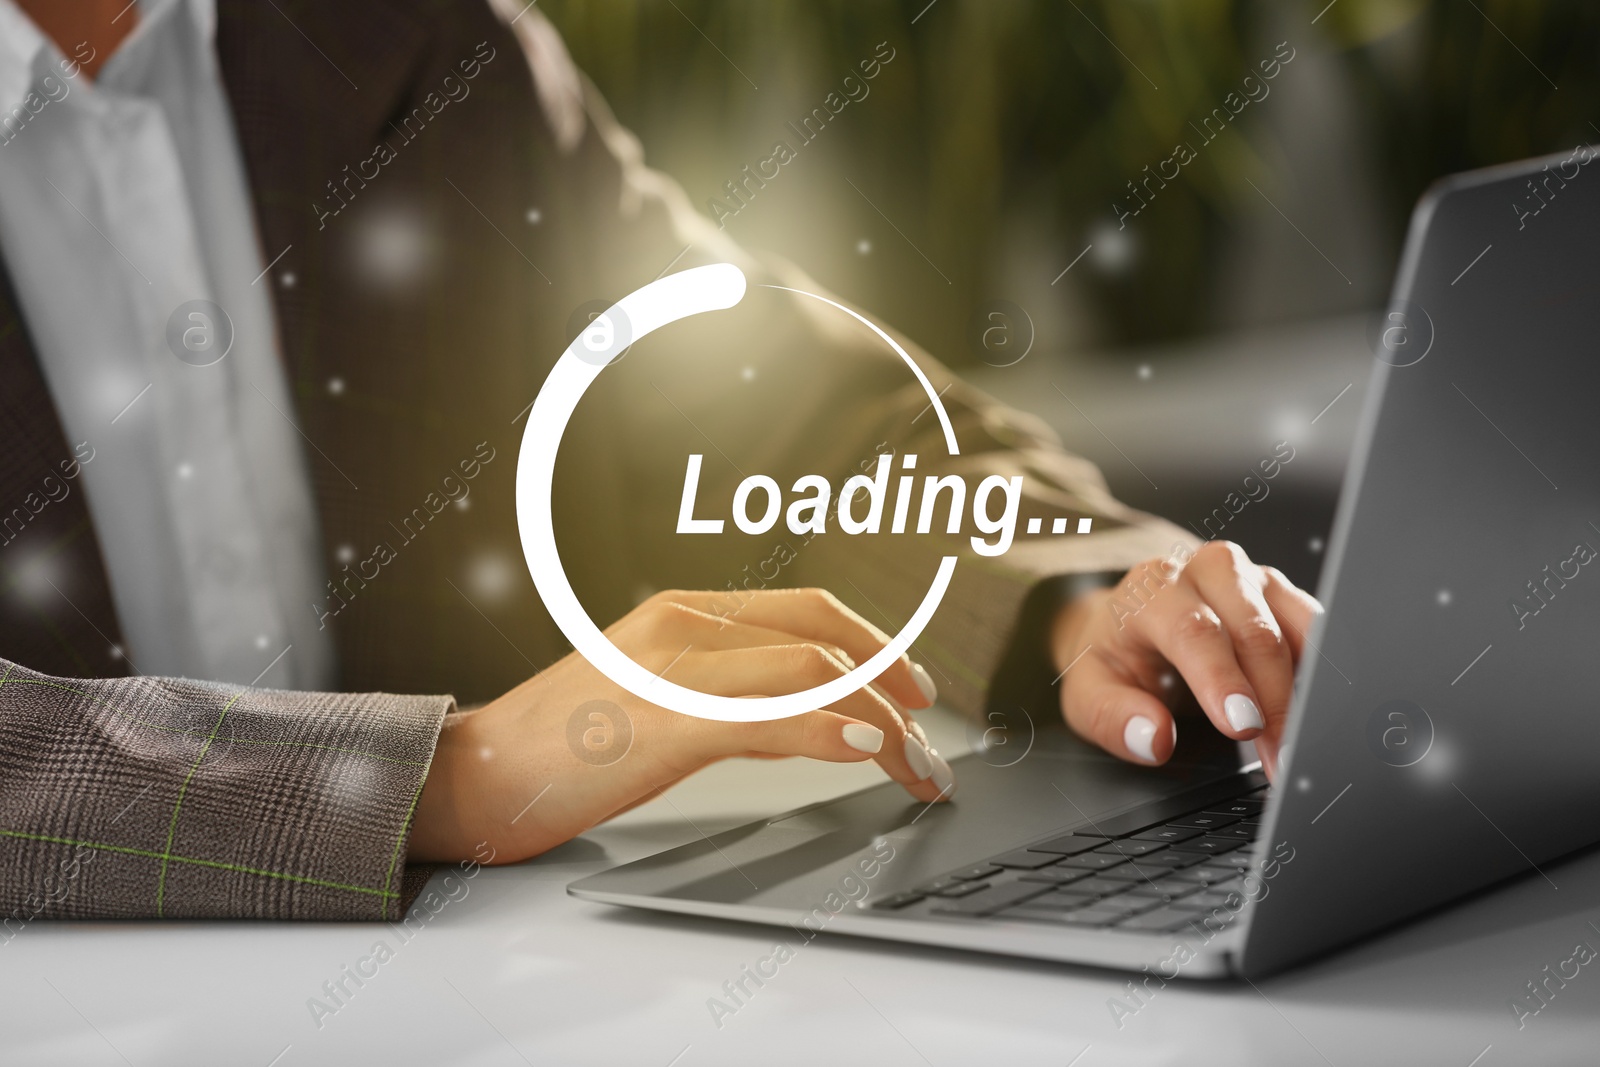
[0,0,335,688]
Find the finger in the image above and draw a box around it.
[1254,735,1281,785]
[672,645,950,802]
[892,692,931,749]
[1123,574,1264,743]
[1184,548,1292,742]
[684,707,886,765]
[1059,650,1176,765]
[1257,567,1322,783]
[881,687,956,800]
[614,605,932,743]
[1259,565,1323,662]
[707,703,908,771]
[632,605,862,670]
[655,588,936,710]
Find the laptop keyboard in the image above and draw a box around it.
[870,774,1269,936]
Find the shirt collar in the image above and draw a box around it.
[0,0,47,115]
[0,0,216,112]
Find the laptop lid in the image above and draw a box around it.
[1239,147,1600,977]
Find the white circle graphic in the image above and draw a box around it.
[516,263,960,722]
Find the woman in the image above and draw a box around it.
[0,0,1317,920]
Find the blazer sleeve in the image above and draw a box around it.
[503,10,1199,718]
[0,658,450,923]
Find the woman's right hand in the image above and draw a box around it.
[408,588,952,864]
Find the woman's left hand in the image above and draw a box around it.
[1049,541,1323,780]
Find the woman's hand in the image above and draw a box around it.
[1049,541,1323,780]
[408,588,949,864]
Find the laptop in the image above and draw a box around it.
[569,149,1600,978]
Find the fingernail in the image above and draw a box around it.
[903,735,934,780]
[1224,693,1264,733]
[1124,716,1158,763]
[910,662,938,705]
[842,723,884,754]
[929,753,957,798]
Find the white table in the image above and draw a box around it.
[6,705,1597,1067]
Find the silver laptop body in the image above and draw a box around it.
[571,149,1600,978]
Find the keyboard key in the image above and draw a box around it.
[1167,812,1239,832]
[869,891,925,910]
[1009,908,1103,925]
[1202,799,1264,818]
[1026,834,1110,856]
[1189,866,1245,886]
[931,882,1050,917]
[1117,906,1215,933]
[1130,826,1206,844]
[988,850,1064,870]
[1205,851,1256,871]
[1011,908,1126,921]
[1026,873,1120,896]
[1167,836,1244,857]
[1012,888,1155,920]
[1116,849,1205,869]
[950,864,1004,881]
[1183,905,1242,935]
[1140,849,1211,869]
[1210,870,1250,885]
[1096,896,1161,917]
[1127,874,1203,893]
[930,880,991,898]
[1001,897,1138,922]
[1097,863,1173,883]
[1184,889,1247,911]
[1017,867,1097,886]
[1001,905,1094,924]
[1120,895,1203,908]
[1047,905,1139,927]
[1122,882,1205,906]
[1205,826,1258,842]
[1020,890,1103,911]
[1152,870,1210,888]
[1093,840,1169,858]
[1058,852,1130,870]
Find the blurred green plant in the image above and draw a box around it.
[542,0,1600,360]
[1326,0,1600,233]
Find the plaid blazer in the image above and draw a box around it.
[0,0,1190,922]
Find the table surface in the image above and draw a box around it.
[5,704,1598,1067]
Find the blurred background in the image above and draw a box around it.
[543,0,1598,590]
